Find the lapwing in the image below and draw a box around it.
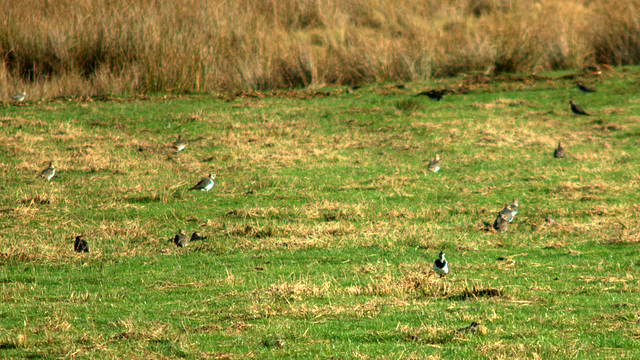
[433,252,449,278]
[190,232,207,241]
[577,82,596,93]
[417,89,447,101]
[493,213,509,233]
[189,174,215,191]
[73,235,89,253]
[499,204,514,223]
[172,136,186,152]
[11,90,26,102]
[570,100,590,116]
[39,162,56,181]
[173,229,189,247]
[428,154,441,173]
[554,141,565,159]
[509,199,518,217]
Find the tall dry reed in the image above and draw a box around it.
[0,0,638,99]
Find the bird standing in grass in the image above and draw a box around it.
[189,174,215,191]
[433,252,449,278]
[576,82,596,93]
[39,162,56,181]
[554,141,566,159]
[73,235,89,253]
[417,89,447,101]
[190,232,207,241]
[570,100,590,115]
[499,204,514,223]
[11,90,26,102]
[172,136,186,152]
[173,229,189,247]
[493,213,509,233]
[428,154,441,173]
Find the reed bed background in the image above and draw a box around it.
[1,0,640,99]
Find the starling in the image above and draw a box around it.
[433,252,449,278]
[189,174,215,191]
[73,235,89,253]
[11,90,26,102]
[493,213,509,233]
[554,141,565,159]
[39,162,56,181]
[577,82,596,93]
[173,229,189,247]
[172,136,186,152]
[427,154,441,173]
[190,232,207,241]
[417,89,447,101]
[570,100,590,116]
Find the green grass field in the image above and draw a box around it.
[1,67,640,359]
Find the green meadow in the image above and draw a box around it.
[1,68,640,359]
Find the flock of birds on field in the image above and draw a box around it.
[11,79,600,288]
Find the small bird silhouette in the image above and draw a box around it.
[493,213,509,233]
[11,90,26,102]
[172,136,186,152]
[173,229,189,247]
[554,141,566,159]
[73,235,89,253]
[576,82,596,93]
[417,89,447,101]
[394,84,408,90]
[39,162,56,181]
[428,154,441,172]
[570,100,590,116]
[189,174,215,191]
[433,252,449,278]
[190,232,207,241]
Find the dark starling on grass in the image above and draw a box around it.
[416,89,447,101]
[190,232,207,241]
[74,235,89,253]
[570,100,590,115]
[576,82,596,93]
[554,141,565,159]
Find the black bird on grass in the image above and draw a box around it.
[570,100,590,116]
[554,141,566,159]
[190,232,207,241]
[577,82,596,93]
[416,89,448,101]
[73,235,89,253]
